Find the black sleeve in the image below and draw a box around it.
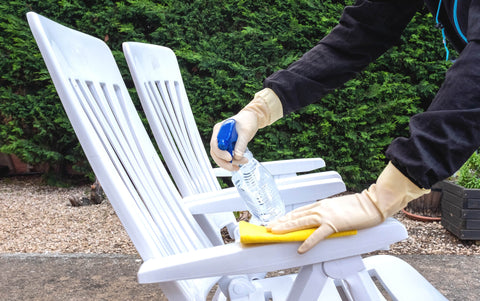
[386,1,480,189]
[264,0,422,114]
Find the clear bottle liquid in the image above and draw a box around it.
[232,149,285,225]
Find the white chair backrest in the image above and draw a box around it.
[123,42,237,244]
[26,12,212,262]
[123,42,220,197]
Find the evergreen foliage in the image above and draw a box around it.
[0,1,452,188]
[456,152,480,189]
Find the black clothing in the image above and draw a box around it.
[264,0,480,189]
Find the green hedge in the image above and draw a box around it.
[0,1,452,189]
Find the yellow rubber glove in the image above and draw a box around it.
[267,162,430,254]
[210,88,283,171]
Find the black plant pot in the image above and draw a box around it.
[441,180,480,240]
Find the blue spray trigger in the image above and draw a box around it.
[217,119,238,157]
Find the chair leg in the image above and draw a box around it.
[323,255,383,301]
[286,263,329,301]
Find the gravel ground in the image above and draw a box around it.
[0,176,136,254]
[1,175,479,255]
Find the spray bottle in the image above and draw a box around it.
[217,119,285,225]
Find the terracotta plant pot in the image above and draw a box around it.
[404,182,442,222]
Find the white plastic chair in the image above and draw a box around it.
[27,12,448,301]
[122,41,347,243]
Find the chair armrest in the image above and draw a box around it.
[213,158,326,178]
[262,158,326,176]
[213,167,232,177]
[138,218,407,283]
[184,186,245,213]
[184,175,346,214]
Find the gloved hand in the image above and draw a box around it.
[267,162,430,254]
[210,88,283,171]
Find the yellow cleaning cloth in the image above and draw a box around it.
[239,221,357,244]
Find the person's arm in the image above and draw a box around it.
[270,2,480,254]
[387,45,480,188]
[265,0,422,115]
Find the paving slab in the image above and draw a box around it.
[398,254,480,301]
[0,253,164,301]
[0,253,479,300]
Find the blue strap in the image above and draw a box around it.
[436,0,450,61]
[453,0,468,43]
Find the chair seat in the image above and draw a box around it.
[364,255,448,301]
